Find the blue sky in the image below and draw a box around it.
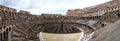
[0,0,111,15]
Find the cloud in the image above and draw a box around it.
[0,0,111,15]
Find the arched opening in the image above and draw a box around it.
[8,27,12,32]
[4,28,8,39]
[3,31,8,41]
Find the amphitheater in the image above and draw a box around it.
[0,0,120,41]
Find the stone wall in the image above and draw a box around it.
[0,0,120,41]
[67,0,119,16]
[0,5,16,12]
[18,10,31,14]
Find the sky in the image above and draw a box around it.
[0,0,111,15]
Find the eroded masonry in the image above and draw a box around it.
[1,0,120,41]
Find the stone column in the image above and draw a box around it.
[2,27,4,40]
[8,26,12,41]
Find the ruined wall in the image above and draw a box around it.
[0,5,36,41]
[0,5,16,12]
[18,10,31,14]
[0,0,120,41]
[67,0,119,16]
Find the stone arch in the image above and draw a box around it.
[0,25,14,41]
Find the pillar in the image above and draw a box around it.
[2,26,4,40]
[8,26,12,41]
[2,32,4,40]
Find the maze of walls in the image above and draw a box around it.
[0,0,120,41]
